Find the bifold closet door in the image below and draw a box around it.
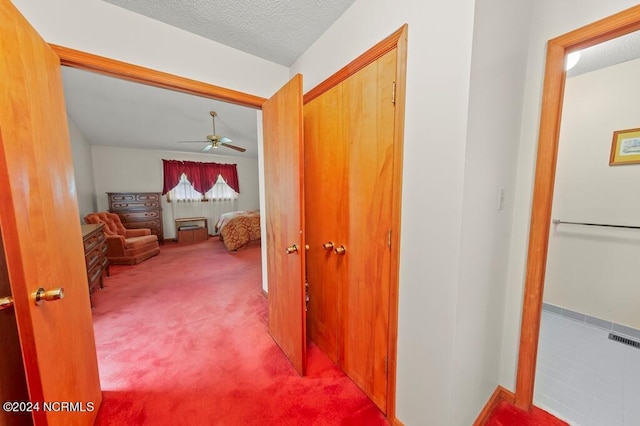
[339,49,396,412]
[304,81,347,363]
[305,49,397,413]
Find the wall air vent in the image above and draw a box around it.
[608,333,640,349]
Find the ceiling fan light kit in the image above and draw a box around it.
[177,111,246,153]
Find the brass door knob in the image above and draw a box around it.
[322,242,334,250]
[33,287,65,306]
[285,244,298,254]
[0,296,14,311]
[333,245,346,255]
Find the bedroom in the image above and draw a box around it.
[64,66,262,247]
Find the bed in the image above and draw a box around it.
[215,210,261,251]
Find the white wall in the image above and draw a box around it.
[450,1,531,424]
[12,0,289,99]
[67,115,97,223]
[500,0,640,391]
[544,58,640,329]
[292,0,531,423]
[90,145,259,239]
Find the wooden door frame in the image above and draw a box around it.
[304,25,408,423]
[513,4,640,410]
[50,45,266,108]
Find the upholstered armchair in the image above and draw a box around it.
[84,212,160,265]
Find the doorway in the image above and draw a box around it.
[532,30,640,425]
[513,3,640,412]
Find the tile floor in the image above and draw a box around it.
[534,310,640,426]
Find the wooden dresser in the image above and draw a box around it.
[81,223,109,304]
[107,192,164,242]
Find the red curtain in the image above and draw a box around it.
[162,160,239,194]
[162,160,184,195]
[218,163,240,193]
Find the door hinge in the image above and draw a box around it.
[392,82,396,105]
[387,229,392,249]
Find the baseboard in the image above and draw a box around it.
[391,416,405,426]
[473,385,515,426]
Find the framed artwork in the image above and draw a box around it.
[609,127,640,165]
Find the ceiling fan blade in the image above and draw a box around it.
[219,136,232,143]
[202,144,213,152]
[220,142,246,153]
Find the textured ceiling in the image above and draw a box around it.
[567,30,640,77]
[62,11,640,159]
[102,0,356,66]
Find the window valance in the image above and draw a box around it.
[162,159,239,195]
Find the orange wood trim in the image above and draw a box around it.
[473,386,515,426]
[386,23,408,423]
[513,3,640,411]
[514,40,565,410]
[303,25,406,104]
[551,5,640,50]
[49,44,267,109]
[391,417,406,426]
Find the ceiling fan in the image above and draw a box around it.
[178,111,246,153]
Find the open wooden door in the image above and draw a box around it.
[262,74,307,375]
[0,1,102,424]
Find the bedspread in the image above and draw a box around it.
[215,210,261,251]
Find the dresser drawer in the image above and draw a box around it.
[87,261,103,290]
[110,201,161,210]
[119,211,160,221]
[81,223,109,304]
[108,192,162,211]
[85,245,103,270]
[135,193,160,202]
[83,230,105,252]
[109,193,136,203]
[123,219,161,229]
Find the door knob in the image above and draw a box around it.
[0,296,14,311]
[333,245,346,255]
[33,287,65,306]
[322,242,334,250]
[285,244,298,254]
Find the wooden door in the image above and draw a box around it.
[0,1,102,424]
[339,49,397,413]
[262,74,307,375]
[304,83,346,363]
[304,49,397,413]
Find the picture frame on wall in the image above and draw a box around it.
[609,127,640,165]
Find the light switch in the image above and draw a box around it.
[498,188,505,211]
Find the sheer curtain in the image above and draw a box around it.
[165,174,239,237]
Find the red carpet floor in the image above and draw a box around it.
[485,400,569,426]
[91,239,387,425]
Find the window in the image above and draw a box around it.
[168,173,238,202]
